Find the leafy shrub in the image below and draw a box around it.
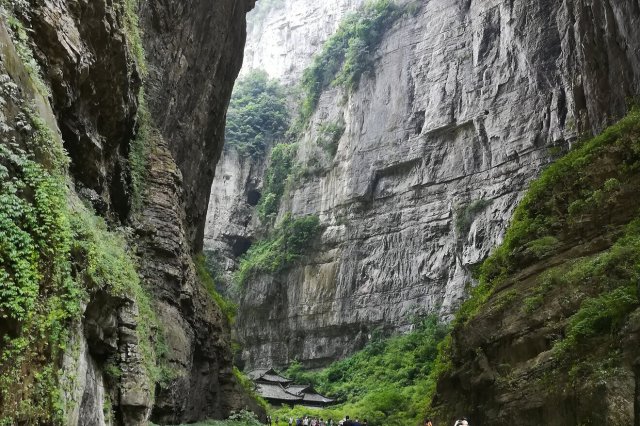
[274,317,450,426]
[317,121,346,158]
[179,409,263,426]
[257,143,298,219]
[296,0,402,127]
[522,236,560,260]
[559,285,637,351]
[235,215,321,287]
[226,70,290,157]
[0,103,82,422]
[455,199,493,236]
[194,253,237,323]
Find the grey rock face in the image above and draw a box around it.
[4,0,260,423]
[135,1,264,420]
[207,0,640,369]
[243,0,366,83]
[27,0,141,221]
[140,0,256,249]
[204,148,269,284]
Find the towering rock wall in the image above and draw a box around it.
[243,0,367,83]
[0,0,258,424]
[205,0,640,370]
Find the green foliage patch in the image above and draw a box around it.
[1,5,50,97]
[478,108,640,287]
[272,317,450,426]
[451,108,640,327]
[226,70,290,157]
[454,199,493,236]
[296,0,402,128]
[177,410,263,426]
[0,127,81,424]
[426,108,640,417]
[551,219,640,353]
[194,253,238,323]
[70,205,170,385]
[122,0,147,76]
[235,214,321,288]
[0,2,166,420]
[129,94,158,211]
[316,121,346,158]
[0,92,161,425]
[233,367,269,410]
[257,143,298,220]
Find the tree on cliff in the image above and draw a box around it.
[225,69,290,157]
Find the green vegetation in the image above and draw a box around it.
[235,214,321,288]
[1,4,50,97]
[257,143,298,220]
[316,121,346,158]
[478,108,640,287]
[70,206,169,386]
[129,95,159,211]
[0,115,81,423]
[0,92,161,425]
[122,0,147,75]
[177,410,263,426]
[234,367,269,410]
[226,70,290,157]
[454,199,493,236]
[0,2,168,422]
[452,108,640,326]
[194,253,238,323]
[549,219,640,353]
[297,0,402,128]
[271,317,449,426]
[425,108,640,416]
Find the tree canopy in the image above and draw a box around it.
[225,70,290,157]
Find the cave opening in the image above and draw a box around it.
[247,189,261,206]
[231,236,253,257]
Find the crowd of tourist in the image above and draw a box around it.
[265,415,366,426]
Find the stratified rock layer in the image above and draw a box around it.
[140,0,255,250]
[205,0,640,369]
[137,1,262,422]
[3,0,258,423]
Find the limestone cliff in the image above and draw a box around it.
[243,0,366,83]
[205,0,640,370]
[0,0,258,424]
